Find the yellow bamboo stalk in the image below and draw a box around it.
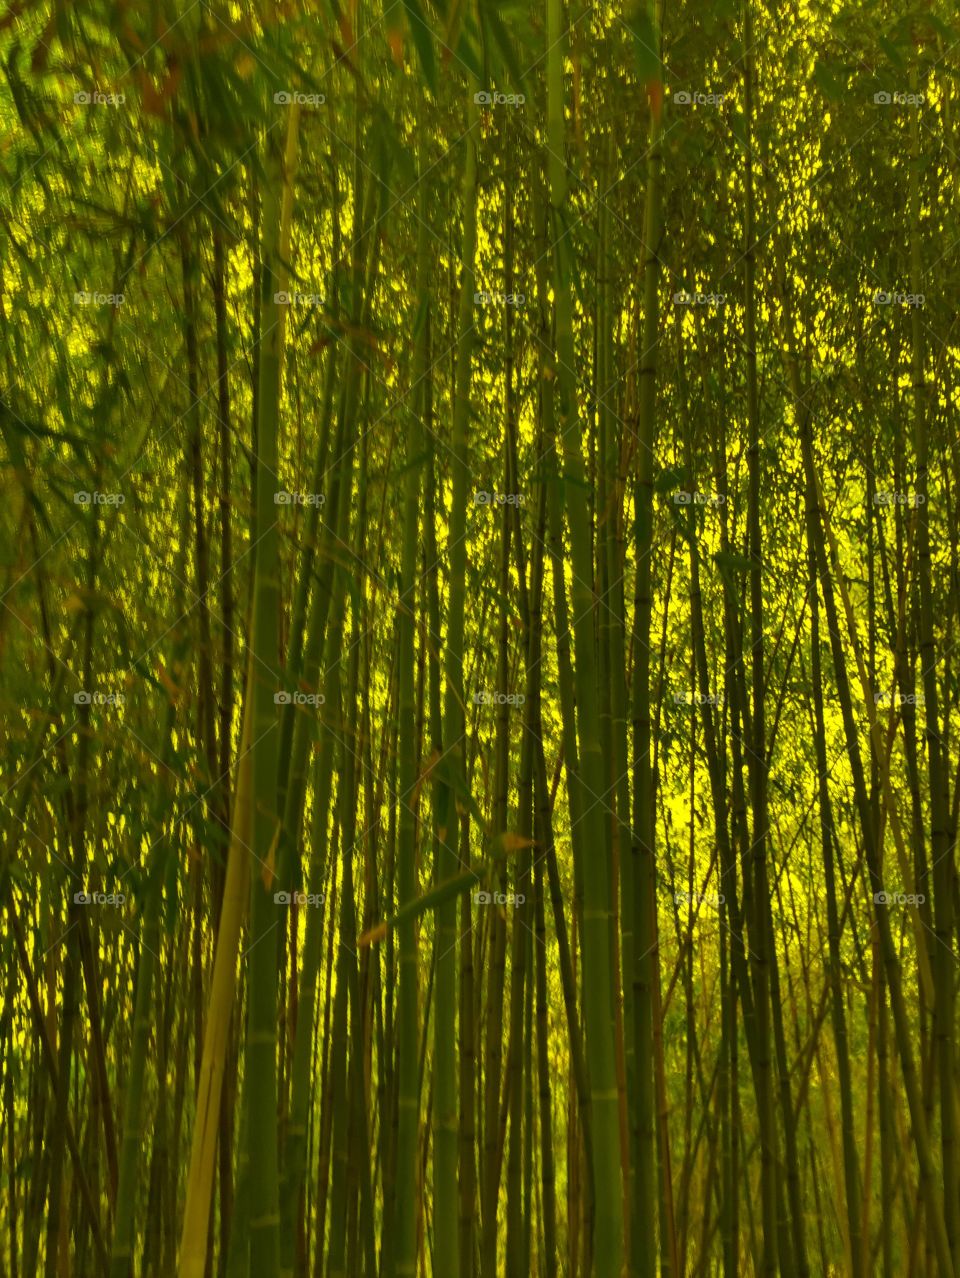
[177,656,254,1278]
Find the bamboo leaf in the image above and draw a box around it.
[401,0,438,93]
[624,3,661,86]
[713,549,754,575]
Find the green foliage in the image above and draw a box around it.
[1,0,958,1275]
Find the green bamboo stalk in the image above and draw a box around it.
[482,196,519,1278]
[109,576,192,1278]
[179,657,254,1278]
[434,82,480,1278]
[392,174,431,1278]
[907,59,958,1270]
[800,424,954,1278]
[596,144,636,1271]
[803,478,862,1274]
[545,0,625,1269]
[740,4,785,1270]
[277,629,337,1277]
[505,483,540,1278]
[275,155,383,899]
[242,93,300,1277]
[277,136,382,1278]
[628,8,664,1273]
[534,856,558,1278]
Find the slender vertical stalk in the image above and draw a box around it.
[178,660,254,1278]
[392,179,431,1278]
[740,5,783,1271]
[907,58,957,1270]
[434,85,480,1278]
[545,0,625,1270]
[630,4,665,1273]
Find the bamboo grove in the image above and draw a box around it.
[1,0,959,1274]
